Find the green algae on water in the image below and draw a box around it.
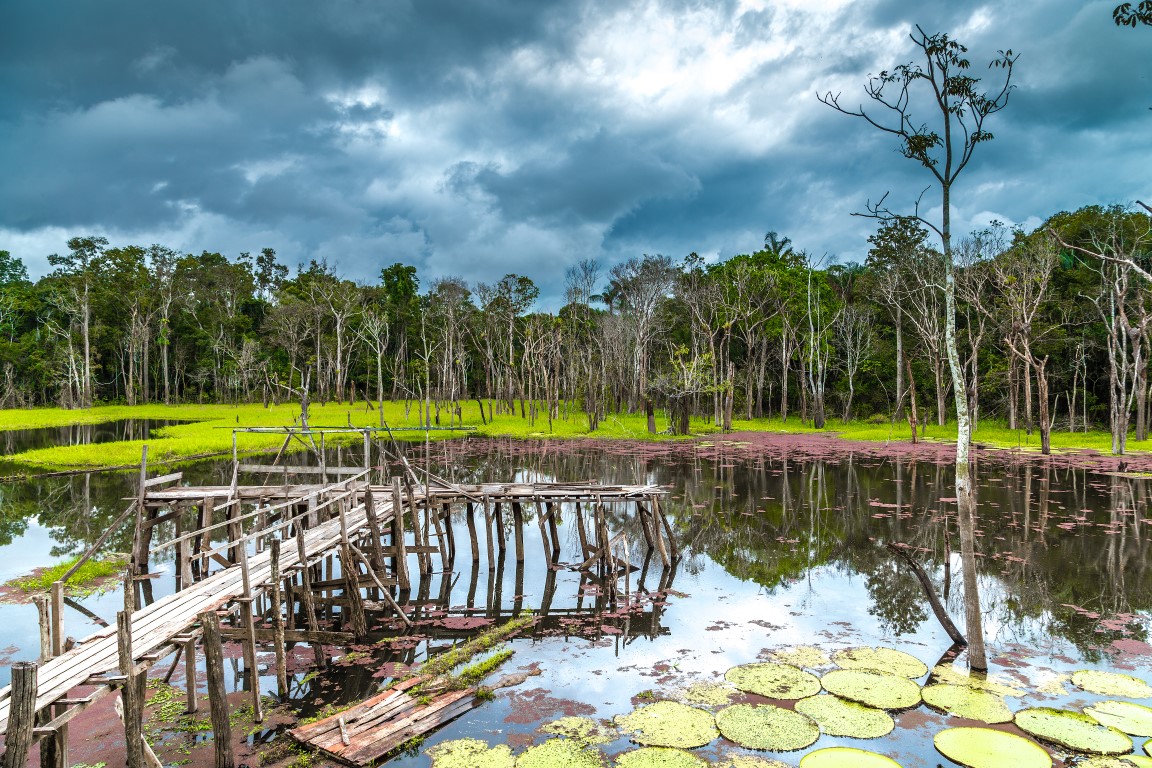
[614,747,709,768]
[724,662,822,700]
[714,703,820,751]
[1084,701,1152,736]
[427,738,515,768]
[819,669,921,710]
[768,645,832,670]
[614,701,718,749]
[794,694,895,738]
[832,646,928,679]
[1072,671,1152,699]
[515,738,606,768]
[920,684,1014,724]
[799,746,903,767]
[540,716,617,746]
[933,727,1052,768]
[1015,707,1132,755]
[680,681,737,707]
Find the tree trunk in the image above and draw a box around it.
[1036,358,1051,455]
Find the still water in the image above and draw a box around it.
[0,433,1149,766]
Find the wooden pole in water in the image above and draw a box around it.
[294,531,326,668]
[390,478,410,590]
[362,483,385,572]
[50,580,65,658]
[184,638,198,713]
[545,501,561,555]
[117,610,144,768]
[533,500,551,561]
[482,493,495,569]
[574,501,589,559]
[465,501,479,562]
[338,499,369,639]
[493,500,507,555]
[512,502,525,563]
[3,662,37,768]
[199,611,235,768]
[236,545,264,723]
[270,539,288,700]
[34,594,51,661]
[654,496,678,560]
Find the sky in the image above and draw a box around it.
[0,0,1148,304]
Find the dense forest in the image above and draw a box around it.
[0,204,1148,451]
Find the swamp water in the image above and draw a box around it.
[1,433,1151,767]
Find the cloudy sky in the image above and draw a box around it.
[1,0,1148,302]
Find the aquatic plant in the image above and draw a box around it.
[920,684,1014,724]
[11,553,128,595]
[614,747,709,768]
[794,694,895,738]
[724,662,822,700]
[714,703,820,751]
[930,663,1023,697]
[832,646,928,679]
[799,747,904,767]
[714,758,790,768]
[1085,701,1152,736]
[540,716,617,745]
[1073,670,1152,698]
[933,727,1052,768]
[819,669,921,710]
[1078,757,1152,768]
[615,701,718,749]
[680,681,736,707]
[768,645,832,669]
[427,738,515,768]
[1014,707,1132,754]
[514,738,606,768]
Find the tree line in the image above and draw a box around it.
[0,203,1147,450]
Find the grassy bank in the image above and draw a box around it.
[0,401,1143,471]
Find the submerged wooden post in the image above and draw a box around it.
[574,501,590,558]
[545,501,561,555]
[3,661,37,768]
[494,500,507,555]
[482,493,495,569]
[465,502,479,562]
[199,611,235,768]
[50,580,65,658]
[362,483,385,572]
[269,540,288,700]
[441,501,456,563]
[34,594,51,661]
[184,638,198,714]
[117,610,144,768]
[512,502,525,563]
[236,545,264,723]
[533,500,552,561]
[653,496,679,560]
[390,478,410,590]
[340,543,369,639]
[295,532,326,668]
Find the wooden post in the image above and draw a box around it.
[184,638,198,714]
[362,483,385,572]
[533,501,551,561]
[645,499,669,567]
[574,501,590,558]
[117,611,144,768]
[654,496,679,560]
[340,544,369,639]
[270,540,288,700]
[512,502,525,563]
[38,705,66,768]
[34,594,51,661]
[132,446,148,577]
[3,662,37,768]
[465,502,479,562]
[295,532,326,668]
[236,544,263,723]
[390,478,410,590]
[493,501,507,555]
[442,502,456,563]
[50,580,65,658]
[545,501,561,555]
[199,611,235,768]
[482,494,495,569]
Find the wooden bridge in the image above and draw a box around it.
[0,437,674,768]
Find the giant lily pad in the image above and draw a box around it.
[725,662,822,700]
[820,669,921,710]
[715,758,791,768]
[1078,758,1152,768]
[614,747,709,768]
[931,664,1023,697]
[1015,707,1132,755]
[921,684,1014,724]
[516,738,605,768]
[794,694,894,738]
[681,681,737,707]
[715,703,819,751]
[428,738,515,768]
[1085,701,1152,736]
[799,747,903,767]
[615,701,718,749]
[832,646,928,679]
[769,645,832,669]
[933,727,1052,768]
[1073,670,1152,698]
[541,716,617,745]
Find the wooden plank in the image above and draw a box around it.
[143,472,183,488]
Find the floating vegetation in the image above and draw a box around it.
[799,746,904,767]
[794,694,895,738]
[724,662,822,700]
[714,703,820,751]
[614,747,709,768]
[933,727,1052,768]
[515,738,605,768]
[1073,671,1152,699]
[931,664,1023,697]
[832,646,928,679]
[1078,757,1152,768]
[8,553,128,597]
[768,645,832,669]
[715,757,791,768]
[1085,702,1152,736]
[540,716,617,746]
[427,738,515,768]
[615,701,718,749]
[1015,707,1133,755]
[681,681,737,707]
[820,670,921,710]
[921,684,1014,724]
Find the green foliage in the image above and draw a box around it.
[11,553,127,595]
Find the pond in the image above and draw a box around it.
[1,432,1150,767]
[0,418,194,455]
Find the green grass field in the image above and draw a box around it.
[0,401,1141,470]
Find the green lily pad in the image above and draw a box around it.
[715,703,819,751]
[428,738,515,768]
[541,716,617,745]
[933,727,1052,768]
[1015,707,1132,755]
[725,662,822,700]
[769,645,832,669]
[715,758,791,768]
[794,694,895,738]
[615,701,718,749]
[681,681,737,707]
[931,664,1024,697]
[799,746,904,767]
[832,646,928,679]
[1073,670,1152,698]
[921,684,1014,724]
[614,747,709,768]
[1085,701,1152,736]
[820,669,921,710]
[516,738,605,768]
[1078,757,1152,768]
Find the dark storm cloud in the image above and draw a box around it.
[0,0,1148,302]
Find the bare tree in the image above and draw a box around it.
[835,304,875,421]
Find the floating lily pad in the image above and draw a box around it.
[933,727,1052,768]
[820,669,921,710]
[428,738,515,768]
[725,662,822,700]
[715,703,819,751]
[681,681,737,707]
[1073,671,1152,698]
[515,738,605,768]
[1078,757,1152,768]
[832,646,928,679]
[614,747,709,768]
[615,701,718,749]
[1085,701,1152,736]
[795,694,894,738]
[769,645,832,669]
[921,684,1014,724]
[799,746,904,767]
[931,664,1023,697]
[1015,707,1132,755]
[541,716,617,745]
[715,758,791,768]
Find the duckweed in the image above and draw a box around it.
[820,669,921,710]
[615,701,718,749]
[1015,707,1132,755]
[714,703,820,752]
[794,694,895,738]
[920,684,1014,724]
[724,662,822,700]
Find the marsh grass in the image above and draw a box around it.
[11,553,128,595]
